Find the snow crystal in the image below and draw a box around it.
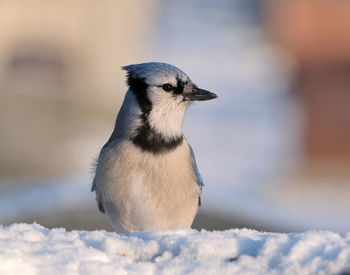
[0,223,350,275]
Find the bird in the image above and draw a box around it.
[91,62,217,234]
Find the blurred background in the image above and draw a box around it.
[1,0,350,233]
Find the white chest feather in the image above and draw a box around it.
[95,140,201,233]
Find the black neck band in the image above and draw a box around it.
[132,123,183,153]
[127,76,183,153]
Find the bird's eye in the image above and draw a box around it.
[161,83,173,92]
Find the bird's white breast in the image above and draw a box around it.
[95,139,201,233]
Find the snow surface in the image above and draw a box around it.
[1,223,350,275]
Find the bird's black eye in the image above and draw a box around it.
[161,83,173,92]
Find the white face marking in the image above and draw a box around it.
[123,62,194,140]
[147,85,188,139]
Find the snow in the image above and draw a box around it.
[1,223,350,275]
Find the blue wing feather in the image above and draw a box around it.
[189,145,203,206]
[189,145,204,189]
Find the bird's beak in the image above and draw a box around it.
[183,87,218,101]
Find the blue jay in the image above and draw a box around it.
[92,62,217,234]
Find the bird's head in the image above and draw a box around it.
[121,62,217,152]
[123,62,217,107]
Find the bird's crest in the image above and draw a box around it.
[122,62,189,86]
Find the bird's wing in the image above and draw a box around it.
[91,166,105,213]
[91,149,105,192]
[91,135,118,193]
[189,145,204,206]
[91,146,112,214]
[189,144,204,193]
[91,155,99,192]
[91,175,97,192]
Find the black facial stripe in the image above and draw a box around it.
[127,75,152,115]
[132,123,183,153]
[174,78,186,95]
